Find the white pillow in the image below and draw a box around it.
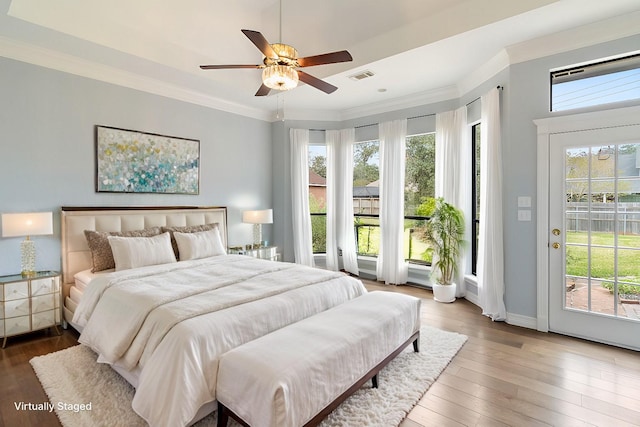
[108,232,177,271]
[174,227,226,261]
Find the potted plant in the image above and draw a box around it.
[424,198,465,303]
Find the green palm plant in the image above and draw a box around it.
[424,198,465,285]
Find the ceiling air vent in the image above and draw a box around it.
[348,70,375,81]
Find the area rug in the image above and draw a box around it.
[30,326,466,427]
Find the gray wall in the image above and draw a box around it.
[272,33,640,321]
[503,33,640,318]
[0,57,272,276]
[3,32,639,320]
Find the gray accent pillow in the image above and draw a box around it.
[161,223,219,260]
[84,227,162,272]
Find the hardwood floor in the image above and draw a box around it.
[363,282,640,427]
[1,284,638,427]
[0,328,78,427]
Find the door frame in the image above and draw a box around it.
[534,104,640,333]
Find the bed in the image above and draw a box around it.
[60,206,367,427]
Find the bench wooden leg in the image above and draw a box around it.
[413,335,420,353]
[217,402,229,427]
[371,374,378,388]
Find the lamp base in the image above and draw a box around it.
[253,224,263,248]
[21,238,36,277]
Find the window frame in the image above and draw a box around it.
[307,133,437,265]
[550,52,640,112]
[471,122,481,276]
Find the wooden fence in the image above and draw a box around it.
[566,202,640,234]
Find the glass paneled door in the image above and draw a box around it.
[549,125,640,350]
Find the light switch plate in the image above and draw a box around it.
[518,196,532,208]
[518,210,532,221]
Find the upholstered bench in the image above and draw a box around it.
[216,291,421,427]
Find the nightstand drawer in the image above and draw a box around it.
[32,294,55,313]
[1,271,61,348]
[3,281,29,301]
[31,278,54,296]
[5,298,29,318]
[32,310,55,330]
[4,315,30,336]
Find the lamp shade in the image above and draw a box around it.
[242,209,273,224]
[1,212,53,237]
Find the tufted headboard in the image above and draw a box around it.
[60,206,228,289]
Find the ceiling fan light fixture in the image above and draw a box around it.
[271,43,298,62]
[262,64,299,91]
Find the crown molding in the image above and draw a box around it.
[506,10,640,65]
[458,50,510,96]
[272,108,342,122]
[337,85,459,122]
[0,36,273,122]
[3,9,639,126]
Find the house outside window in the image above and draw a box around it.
[352,140,380,256]
[308,144,327,253]
[308,134,437,264]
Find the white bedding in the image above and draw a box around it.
[74,268,113,289]
[73,255,367,427]
[217,291,421,427]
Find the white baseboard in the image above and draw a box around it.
[464,292,480,307]
[506,312,538,330]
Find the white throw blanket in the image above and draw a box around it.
[73,255,367,427]
[217,291,422,427]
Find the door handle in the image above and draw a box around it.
[552,242,560,249]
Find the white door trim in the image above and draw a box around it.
[534,104,640,333]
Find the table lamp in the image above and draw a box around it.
[1,212,53,276]
[242,209,273,248]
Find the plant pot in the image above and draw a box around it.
[432,282,457,303]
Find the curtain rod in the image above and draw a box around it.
[466,85,503,107]
[310,85,503,132]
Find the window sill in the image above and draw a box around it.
[312,253,434,287]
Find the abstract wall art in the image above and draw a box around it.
[95,126,200,194]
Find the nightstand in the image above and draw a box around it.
[0,271,61,348]
[229,246,281,261]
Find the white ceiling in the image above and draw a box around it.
[1,0,640,121]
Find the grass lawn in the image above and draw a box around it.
[566,231,640,290]
[355,220,431,262]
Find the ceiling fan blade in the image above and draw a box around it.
[241,29,277,59]
[297,50,353,67]
[200,64,262,69]
[255,84,271,96]
[297,71,338,94]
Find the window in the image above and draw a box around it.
[471,123,481,275]
[551,52,640,112]
[308,144,327,253]
[308,133,437,265]
[404,133,436,264]
[352,134,437,264]
[353,141,380,256]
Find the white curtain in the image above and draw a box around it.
[326,129,359,275]
[376,119,408,284]
[290,128,315,267]
[478,88,507,321]
[435,106,471,297]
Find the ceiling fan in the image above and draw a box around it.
[199,3,353,96]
